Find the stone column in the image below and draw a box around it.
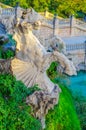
[53,14,59,36]
[70,15,76,36]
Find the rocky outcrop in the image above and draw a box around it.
[26,85,61,129]
[0,59,12,74]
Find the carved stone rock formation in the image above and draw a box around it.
[10,17,76,129]
[11,19,76,92]
[26,86,61,129]
[43,35,66,52]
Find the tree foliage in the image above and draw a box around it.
[47,62,58,80]
[1,0,86,17]
[0,35,16,59]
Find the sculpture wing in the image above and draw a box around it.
[11,58,38,87]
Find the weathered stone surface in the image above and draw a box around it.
[26,85,61,129]
[44,35,66,52]
[0,16,15,34]
[11,18,76,93]
[0,59,12,74]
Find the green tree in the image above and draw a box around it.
[1,0,86,17]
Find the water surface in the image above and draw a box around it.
[68,71,86,97]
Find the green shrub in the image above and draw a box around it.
[1,49,15,59]
[47,62,58,79]
[0,74,41,130]
[0,34,16,59]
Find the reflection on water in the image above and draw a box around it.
[68,71,86,97]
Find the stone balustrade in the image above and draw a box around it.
[62,36,86,67]
[0,7,15,16]
[0,6,86,38]
[66,43,85,52]
[45,16,86,37]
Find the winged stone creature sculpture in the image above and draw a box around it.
[11,13,76,93]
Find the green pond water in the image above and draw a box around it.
[55,71,86,98]
[68,71,86,98]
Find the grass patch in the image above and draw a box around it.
[45,84,81,130]
[45,62,81,130]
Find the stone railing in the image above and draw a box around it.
[0,7,86,37]
[76,19,86,28]
[66,42,85,52]
[59,18,70,27]
[0,7,15,17]
[43,16,86,37]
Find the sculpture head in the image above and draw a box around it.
[13,13,46,62]
[13,17,33,52]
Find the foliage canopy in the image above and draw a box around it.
[1,0,86,17]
